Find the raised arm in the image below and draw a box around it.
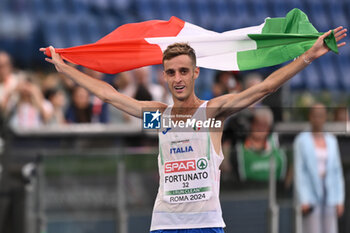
[40,46,167,118]
[208,27,347,119]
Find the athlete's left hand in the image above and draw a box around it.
[305,26,347,62]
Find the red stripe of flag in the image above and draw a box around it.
[45,17,185,74]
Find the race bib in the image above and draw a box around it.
[163,157,212,204]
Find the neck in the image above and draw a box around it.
[246,135,267,150]
[250,135,266,143]
[311,127,323,134]
[173,94,203,108]
[312,131,324,137]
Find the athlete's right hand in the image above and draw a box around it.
[39,46,66,73]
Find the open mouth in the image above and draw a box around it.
[174,85,185,91]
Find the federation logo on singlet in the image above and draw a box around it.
[143,110,161,129]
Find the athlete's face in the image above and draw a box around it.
[163,55,199,101]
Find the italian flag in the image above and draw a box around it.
[45,8,338,74]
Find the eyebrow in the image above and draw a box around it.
[165,67,190,72]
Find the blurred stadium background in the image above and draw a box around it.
[0,0,349,233]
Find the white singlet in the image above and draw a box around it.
[150,101,226,231]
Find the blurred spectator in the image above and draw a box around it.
[212,71,242,97]
[133,67,164,102]
[82,68,109,123]
[225,106,286,183]
[113,71,131,92]
[40,73,65,95]
[133,68,153,101]
[155,66,173,104]
[334,106,348,122]
[65,86,92,123]
[223,72,281,151]
[0,51,20,113]
[109,71,133,123]
[222,73,265,161]
[44,88,66,125]
[244,72,283,121]
[294,103,345,233]
[0,51,28,233]
[109,67,171,125]
[7,78,51,129]
[122,67,170,102]
[243,72,264,107]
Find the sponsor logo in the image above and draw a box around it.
[170,145,193,154]
[162,127,171,134]
[143,110,161,129]
[164,160,196,173]
[197,158,208,170]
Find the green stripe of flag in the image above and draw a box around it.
[261,8,318,34]
[237,8,338,71]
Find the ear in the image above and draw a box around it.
[193,67,200,80]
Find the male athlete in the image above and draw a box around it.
[41,27,346,232]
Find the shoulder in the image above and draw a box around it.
[325,132,338,144]
[325,132,336,139]
[295,131,309,139]
[294,132,310,143]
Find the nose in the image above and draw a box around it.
[174,71,182,83]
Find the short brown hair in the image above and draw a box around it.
[162,43,196,66]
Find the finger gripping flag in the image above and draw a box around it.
[44,8,338,74]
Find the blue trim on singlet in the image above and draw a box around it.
[151,227,224,233]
